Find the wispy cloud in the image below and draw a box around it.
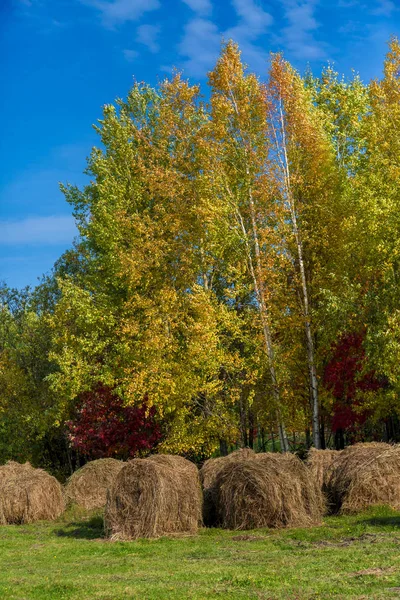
[280,0,326,60]
[181,0,213,16]
[123,48,139,61]
[372,0,396,16]
[229,0,273,35]
[137,23,161,53]
[0,216,77,246]
[337,0,361,6]
[179,0,273,77]
[178,17,221,77]
[224,0,273,72]
[79,0,160,28]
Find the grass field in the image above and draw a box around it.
[0,506,399,600]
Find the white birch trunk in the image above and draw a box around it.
[225,83,290,452]
[276,99,321,449]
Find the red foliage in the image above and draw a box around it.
[66,386,161,459]
[324,332,383,433]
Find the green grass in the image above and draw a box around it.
[0,506,399,599]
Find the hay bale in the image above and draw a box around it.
[0,461,34,484]
[64,458,125,510]
[306,448,342,491]
[213,452,324,530]
[258,453,326,521]
[200,448,255,526]
[0,462,64,525]
[105,454,202,540]
[327,442,400,514]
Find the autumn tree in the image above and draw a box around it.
[204,42,294,450]
[265,55,345,448]
[49,76,243,456]
[350,38,400,422]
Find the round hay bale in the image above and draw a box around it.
[0,461,34,484]
[64,458,125,510]
[200,448,255,526]
[105,454,202,540]
[0,462,64,525]
[306,448,342,491]
[257,453,326,521]
[327,442,400,514]
[214,452,324,530]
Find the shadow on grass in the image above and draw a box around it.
[359,515,400,528]
[54,515,105,540]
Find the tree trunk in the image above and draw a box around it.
[224,89,290,453]
[277,101,321,449]
[234,199,290,452]
[305,427,311,449]
[335,428,344,450]
[219,439,228,456]
[248,409,254,449]
[320,419,326,449]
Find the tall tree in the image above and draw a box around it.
[354,38,400,417]
[266,55,342,447]
[206,42,291,451]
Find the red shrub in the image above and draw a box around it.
[66,386,161,459]
[324,332,383,434]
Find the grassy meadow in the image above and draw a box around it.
[0,506,399,600]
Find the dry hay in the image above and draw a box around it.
[213,452,325,530]
[200,448,256,526]
[0,461,34,483]
[105,454,202,540]
[306,448,342,491]
[326,442,400,514]
[64,458,125,510]
[0,461,64,525]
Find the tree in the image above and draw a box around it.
[49,76,243,455]
[352,38,400,418]
[205,42,292,450]
[265,55,344,448]
[324,331,385,447]
[66,385,161,459]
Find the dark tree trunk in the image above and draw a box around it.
[271,429,276,452]
[261,427,266,452]
[320,420,326,449]
[248,409,254,449]
[219,439,228,456]
[305,428,311,449]
[335,428,344,450]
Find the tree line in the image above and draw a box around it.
[1,40,400,475]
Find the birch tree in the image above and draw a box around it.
[266,55,341,448]
[207,42,290,450]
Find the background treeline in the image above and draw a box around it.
[2,40,400,477]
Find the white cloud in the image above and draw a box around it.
[280,0,326,60]
[178,17,221,77]
[0,216,77,245]
[224,0,273,73]
[123,48,139,61]
[181,0,213,15]
[178,0,273,77]
[79,0,160,28]
[137,23,161,53]
[230,0,273,35]
[337,0,361,6]
[372,0,396,16]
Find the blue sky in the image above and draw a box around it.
[1,0,398,289]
